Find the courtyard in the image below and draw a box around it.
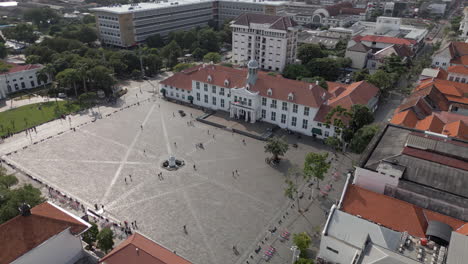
[1,80,353,264]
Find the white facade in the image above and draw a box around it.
[162,64,341,139]
[432,47,452,69]
[447,71,468,83]
[12,228,85,264]
[345,49,369,69]
[460,7,468,40]
[231,19,297,72]
[0,65,48,99]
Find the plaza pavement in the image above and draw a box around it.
[0,73,355,264]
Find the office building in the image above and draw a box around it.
[91,0,286,47]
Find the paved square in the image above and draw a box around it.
[4,96,347,264]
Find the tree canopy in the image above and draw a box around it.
[303,152,330,188]
[0,167,45,224]
[264,136,289,162]
[349,124,379,153]
[297,44,326,64]
[97,227,114,253]
[3,24,38,43]
[293,232,312,258]
[203,52,222,63]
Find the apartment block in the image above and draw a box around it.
[231,13,297,72]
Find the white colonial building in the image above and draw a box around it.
[0,63,49,99]
[231,13,298,72]
[160,61,380,138]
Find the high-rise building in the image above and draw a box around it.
[231,13,298,72]
[91,0,286,48]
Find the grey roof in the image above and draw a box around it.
[361,244,422,264]
[232,13,298,30]
[347,42,371,53]
[446,231,468,264]
[365,126,468,198]
[326,209,402,250]
[426,220,453,243]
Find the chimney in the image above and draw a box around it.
[316,80,319,86]
[309,84,313,90]
[19,203,31,217]
[136,248,140,255]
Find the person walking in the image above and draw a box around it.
[129,174,132,181]
[124,177,127,184]
[183,225,187,234]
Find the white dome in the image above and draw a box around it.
[247,60,259,69]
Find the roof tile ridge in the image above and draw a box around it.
[30,214,87,232]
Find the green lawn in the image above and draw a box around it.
[0,101,83,137]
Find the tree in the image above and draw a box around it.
[192,48,207,61]
[78,92,97,107]
[173,63,196,72]
[3,24,38,43]
[297,44,325,64]
[264,136,289,162]
[306,58,341,81]
[56,68,80,97]
[301,76,327,90]
[198,28,220,52]
[325,136,342,153]
[97,227,114,253]
[283,64,310,80]
[293,232,311,258]
[349,125,379,153]
[0,167,44,224]
[381,55,406,76]
[83,15,96,24]
[77,26,98,44]
[303,152,330,189]
[160,40,182,68]
[146,34,165,48]
[36,69,49,88]
[203,52,221,63]
[349,104,374,133]
[353,69,369,82]
[24,8,59,28]
[87,65,116,95]
[366,69,394,93]
[143,54,162,76]
[182,30,197,50]
[82,222,99,246]
[0,43,7,59]
[284,166,302,211]
[295,258,314,264]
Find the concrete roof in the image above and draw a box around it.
[361,244,422,264]
[91,0,285,14]
[325,209,401,250]
[446,232,468,264]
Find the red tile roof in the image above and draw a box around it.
[447,65,468,75]
[360,35,417,46]
[402,146,468,171]
[341,185,466,238]
[0,63,41,75]
[390,109,419,127]
[100,233,192,264]
[326,81,379,109]
[162,65,379,117]
[0,202,89,264]
[415,79,468,105]
[415,114,445,133]
[443,120,468,140]
[161,65,329,108]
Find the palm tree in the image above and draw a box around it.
[36,69,49,88]
[42,64,56,82]
[56,69,80,97]
[264,136,289,163]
